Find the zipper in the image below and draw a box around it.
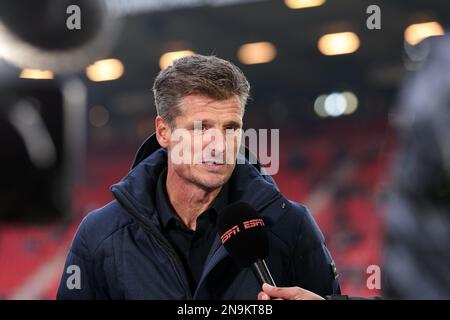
[114,189,193,299]
[137,221,193,299]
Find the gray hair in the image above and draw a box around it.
[152,54,250,126]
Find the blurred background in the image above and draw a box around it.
[0,0,449,299]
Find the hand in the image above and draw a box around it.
[257,283,325,300]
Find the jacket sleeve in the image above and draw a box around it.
[290,205,341,296]
[56,216,109,300]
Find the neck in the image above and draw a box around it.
[165,169,221,231]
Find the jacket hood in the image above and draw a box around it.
[111,133,282,229]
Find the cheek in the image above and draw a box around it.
[193,136,204,152]
[172,163,192,178]
[169,132,197,162]
[227,132,240,152]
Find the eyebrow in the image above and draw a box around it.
[193,119,242,128]
[223,120,242,128]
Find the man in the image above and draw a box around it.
[57,54,340,299]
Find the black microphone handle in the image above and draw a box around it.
[251,259,276,287]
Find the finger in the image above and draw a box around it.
[262,283,324,300]
[262,283,300,300]
[257,291,271,300]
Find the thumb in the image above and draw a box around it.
[257,291,271,300]
[262,283,325,300]
[262,283,277,293]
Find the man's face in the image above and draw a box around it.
[166,94,243,190]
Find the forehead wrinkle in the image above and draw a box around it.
[179,95,243,121]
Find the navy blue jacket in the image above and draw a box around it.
[57,134,340,299]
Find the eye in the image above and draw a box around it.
[193,122,208,132]
[197,124,209,132]
[225,125,240,131]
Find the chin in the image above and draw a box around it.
[193,171,231,190]
[198,177,227,190]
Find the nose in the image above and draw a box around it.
[204,128,226,158]
[211,131,226,155]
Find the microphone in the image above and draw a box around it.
[217,201,276,287]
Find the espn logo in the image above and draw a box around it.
[221,225,240,243]
[220,219,265,244]
[243,218,264,229]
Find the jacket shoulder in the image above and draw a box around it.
[269,199,325,253]
[70,200,133,259]
[289,201,325,249]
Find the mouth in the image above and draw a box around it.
[202,160,224,165]
[201,160,226,170]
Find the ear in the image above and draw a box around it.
[155,116,171,148]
